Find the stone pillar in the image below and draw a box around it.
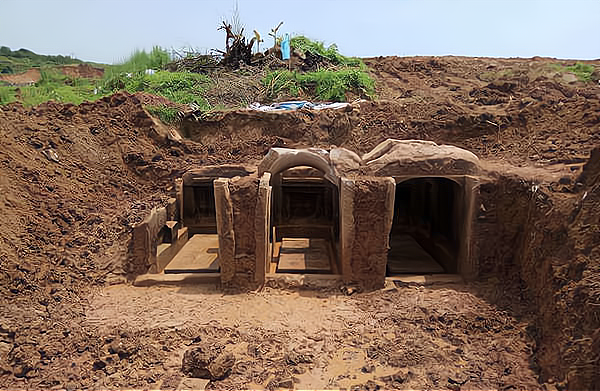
[340,178,355,283]
[228,176,260,289]
[128,206,167,276]
[214,178,235,284]
[254,173,272,284]
[459,176,479,280]
[341,177,395,290]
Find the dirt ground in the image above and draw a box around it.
[1,55,599,389]
[0,68,41,85]
[81,282,540,390]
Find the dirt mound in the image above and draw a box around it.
[180,105,358,159]
[0,68,41,86]
[59,64,104,79]
[364,56,600,165]
[0,92,213,386]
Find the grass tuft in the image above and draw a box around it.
[146,104,180,125]
[564,63,596,82]
[264,68,375,102]
[105,46,170,77]
[550,62,597,83]
[0,85,17,104]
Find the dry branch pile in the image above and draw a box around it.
[216,22,256,68]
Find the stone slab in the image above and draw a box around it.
[156,227,189,273]
[164,234,219,273]
[176,377,210,391]
[277,238,331,273]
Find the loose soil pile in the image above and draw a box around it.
[0,55,599,389]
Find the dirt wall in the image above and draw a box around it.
[180,107,358,156]
[475,168,600,390]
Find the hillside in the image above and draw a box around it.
[0,46,87,74]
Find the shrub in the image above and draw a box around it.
[290,36,363,68]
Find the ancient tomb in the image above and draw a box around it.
[130,139,481,290]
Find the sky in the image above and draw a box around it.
[1,0,599,64]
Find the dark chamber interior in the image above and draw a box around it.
[272,168,339,240]
[388,177,462,275]
[270,167,339,274]
[182,180,217,234]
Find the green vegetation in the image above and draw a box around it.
[104,47,170,77]
[0,85,16,104]
[0,68,101,106]
[1,37,376,113]
[564,63,596,82]
[264,68,375,102]
[262,36,374,101]
[0,47,211,114]
[550,62,597,82]
[102,70,210,108]
[0,46,84,74]
[290,36,363,67]
[146,105,180,124]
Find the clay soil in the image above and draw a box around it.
[0,69,41,86]
[1,56,599,390]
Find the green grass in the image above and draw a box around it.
[0,47,211,110]
[102,70,211,108]
[0,85,17,104]
[99,47,214,114]
[104,46,170,77]
[290,36,363,68]
[0,72,104,107]
[564,63,596,82]
[0,68,103,106]
[269,36,374,101]
[146,105,180,125]
[550,62,597,82]
[264,68,375,102]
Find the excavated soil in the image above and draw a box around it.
[0,68,41,86]
[1,56,599,390]
[59,64,105,79]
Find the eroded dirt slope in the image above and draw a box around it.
[0,92,209,385]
